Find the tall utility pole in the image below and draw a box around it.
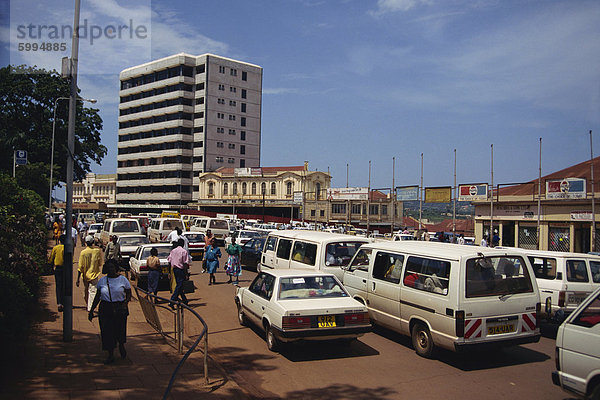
[453,149,456,239]
[591,131,596,252]
[537,138,542,250]
[419,153,423,234]
[391,157,395,234]
[490,144,494,245]
[63,0,81,342]
[367,161,371,234]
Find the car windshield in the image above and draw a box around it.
[325,242,365,267]
[113,220,139,232]
[90,224,102,230]
[141,246,172,259]
[466,256,534,298]
[239,231,260,238]
[184,233,205,243]
[278,276,348,299]
[120,237,149,246]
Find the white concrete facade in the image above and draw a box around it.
[73,173,117,204]
[117,53,262,204]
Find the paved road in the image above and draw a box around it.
[176,260,570,400]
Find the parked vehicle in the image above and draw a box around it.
[552,286,600,399]
[190,217,230,245]
[393,233,415,241]
[342,241,541,358]
[129,243,173,291]
[499,248,600,323]
[148,217,185,243]
[235,269,372,351]
[260,230,369,280]
[117,234,149,270]
[233,229,265,246]
[181,214,196,230]
[241,237,266,271]
[87,223,103,242]
[181,232,206,260]
[100,218,142,247]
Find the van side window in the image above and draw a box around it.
[349,249,372,271]
[291,241,317,266]
[403,256,450,295]
[373,252,404,284]
[567,260,589,282]
[103,221,110,231]
[570,293,600,328]
[529,257,557,280]
[276,239,293,260]
[590,261,600,283]
[265,237,277,251]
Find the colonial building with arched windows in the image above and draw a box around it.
[196,162,331,221]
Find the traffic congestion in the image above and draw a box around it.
[47,210,600,399]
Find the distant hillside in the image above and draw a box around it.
[402,201,474,223]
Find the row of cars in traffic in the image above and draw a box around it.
[233,229,600,399]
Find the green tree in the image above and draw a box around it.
[0,65,107,201]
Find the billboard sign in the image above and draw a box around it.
[326,187,368,201]
[425,186,452,203]
[546,178,586,199]
[396,186,419,201]
[293,191,304,204]
[234,167,262,177]
[458,184,488,201]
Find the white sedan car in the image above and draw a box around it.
[235,269,371,351]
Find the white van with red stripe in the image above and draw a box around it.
[342,241,541,358]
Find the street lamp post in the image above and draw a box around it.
[49,96,96,214]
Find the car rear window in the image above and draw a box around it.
[279,276,348,299]
[325,241,364,267]
[113,220,139,233]
[184,233,205,242]
[141,247,171,259]
[120,237,149,246]
[466,256,533,298]
[163,219,183,230]
[210,220,229,229]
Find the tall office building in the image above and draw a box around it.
[117,53,262,204]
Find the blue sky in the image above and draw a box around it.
[2,0,600,192]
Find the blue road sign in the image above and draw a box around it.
[15,150,27,165]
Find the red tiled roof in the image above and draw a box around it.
[499,156,600,196]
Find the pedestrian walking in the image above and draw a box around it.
[202,229,214,273]
[88,259,131,364]
[205,242,221,285]
[146,247,161,299]
[105,235,121,262]
[225,237,242,285]
[53,218,62,245]
[48,234,66,312]
[78,218,89,246]
[168,238,190,307]
[76,235,103,312]
[481,235,488,247]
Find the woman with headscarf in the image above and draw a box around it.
[89,259,131,364]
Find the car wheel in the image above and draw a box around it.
[265,324,280,352]
[237,303,247,326]
[590,382,600,400]
[411,322,434,358]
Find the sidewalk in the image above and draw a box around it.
[2,241,249,400]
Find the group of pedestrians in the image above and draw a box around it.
[201,230,242,285]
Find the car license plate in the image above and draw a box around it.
[487,323,515,335]
[317,315,336,328]
[568,294,586,304]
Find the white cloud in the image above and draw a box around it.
[369,0,432,16]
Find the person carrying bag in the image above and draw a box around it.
[89,259,131,364]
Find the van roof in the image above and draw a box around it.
[496,246,600,260]
[268,230,370,243]
[360,241,528,261]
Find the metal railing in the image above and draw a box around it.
[132,285,208,399]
